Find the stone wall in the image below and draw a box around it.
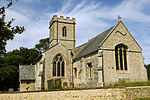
[100,21,147,85]
[0,88,126,100]
[35,53,45,91]
[73,53,103,88]
[1,86,150,100]
[44,43,72,90]
[126,86,150,99]
[20,81,35,92]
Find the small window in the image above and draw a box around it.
[74,68,77,79]
[115,44,128,71]
[87,62,92,78]
[26,81,30,84]
[62,26,67,37]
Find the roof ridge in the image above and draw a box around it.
[73,26,114,61]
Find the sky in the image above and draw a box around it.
[0,0,150,64]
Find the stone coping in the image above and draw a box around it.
[0,86,127,94]
[1,86,150,94]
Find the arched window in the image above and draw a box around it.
[115,44,128,71]
[53,54,65,76]
[62,26,67,37]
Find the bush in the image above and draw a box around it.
[50,79,62,89]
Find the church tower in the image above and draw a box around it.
[49,15,76,50]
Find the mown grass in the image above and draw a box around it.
[106,79,150,87]
[133,97,150,100]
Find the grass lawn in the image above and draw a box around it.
[106,79,150,87]
[134,97,150,100]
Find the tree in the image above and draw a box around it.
[35,38,49,52]
[145,64,150,80]
[0,65,18,91]
[0,0,24,54]
[0,47,39,91]
[4,47,40,65]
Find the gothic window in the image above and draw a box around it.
[115,44,128,71]
[53,54,65,77]
[62,26,67,37]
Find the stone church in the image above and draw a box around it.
[19,15,147,91]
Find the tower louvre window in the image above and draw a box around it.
[62,26,67,37]
[115,44,128,71]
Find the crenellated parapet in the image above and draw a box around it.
[49,15,75,28]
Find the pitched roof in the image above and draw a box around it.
[73,26,114,61]
[73,43,87,57]
[19,65,35,81]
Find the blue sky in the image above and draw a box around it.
[1,0,150,64]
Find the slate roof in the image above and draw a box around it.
[73,26,114,61]
[19,65,35,81]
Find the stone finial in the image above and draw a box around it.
[118,15,121,21]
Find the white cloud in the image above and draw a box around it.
[5,0,150,64]
[21,0,41,3]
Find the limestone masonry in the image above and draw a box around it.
[1,86,150,100]
[19,15,147,91]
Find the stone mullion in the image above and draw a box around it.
[124,48,127,70]
[118,48,120,70]
[122,47,125,70]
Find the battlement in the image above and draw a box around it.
[49,15,75,27]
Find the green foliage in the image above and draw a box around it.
[0,66,18,91]
[51,80,56,89]
[49,79,62,90]
[145,64,150,80]
[134,97,150,100]
[0,0,18,9]
[0,47,39,91]
[0,3,24,54]
[59,79,62,89]
[35,38,49,52]
[0,47,39,67]
[106,79,150,87]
